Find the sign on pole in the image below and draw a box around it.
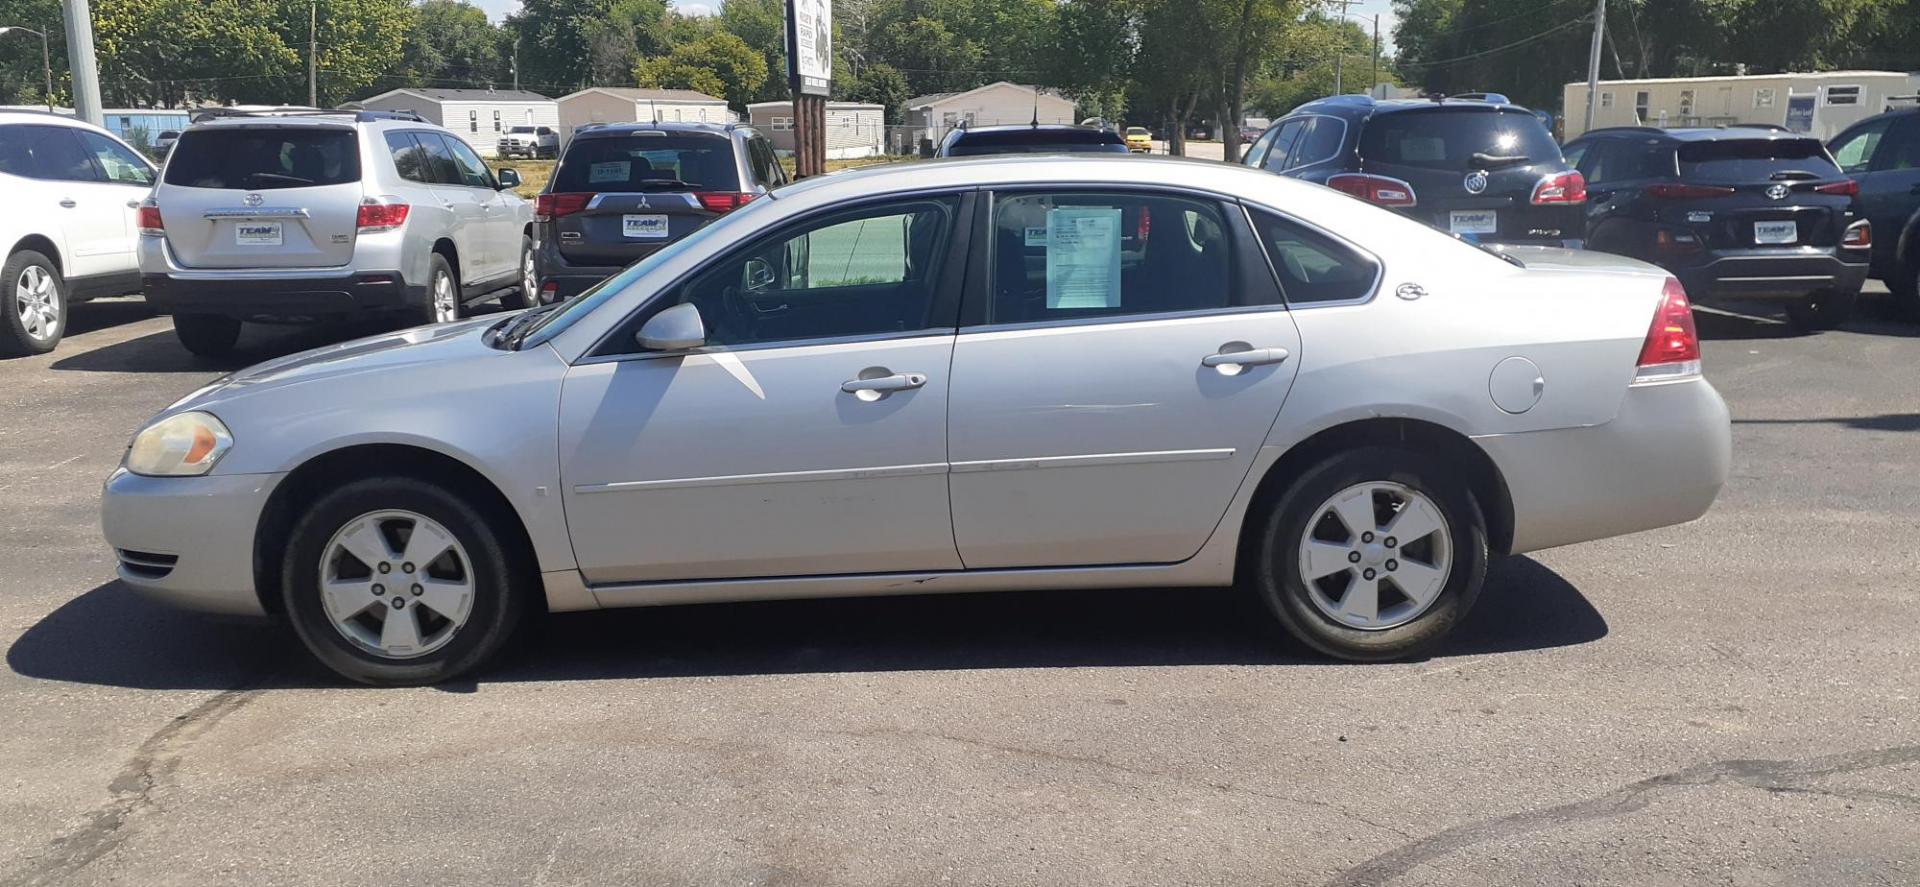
[786,0,831,97]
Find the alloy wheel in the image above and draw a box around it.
[319,510,475,659]
[520,250,537,303]
[14,264,59,342]
[432,271,458,323]
[1296,481,1452,630]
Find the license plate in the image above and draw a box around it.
[235,222,282,246]
[622,214,669,239]
[1449,210,1498,235]
[1753,221,1797,244]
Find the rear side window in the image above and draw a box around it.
[1292,117,1345,167]
[946,129,1127,156]
[0,124,100,181]
[76,130,154,185]
[1360,109,1561,171]
[1249,209,1378,305]
[386,132,430,183]
[554,134,741,192]
[1677,138,1839,181]
[164,128,360,190]
[989,191,1231,324]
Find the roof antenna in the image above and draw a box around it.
[1031,89,1040,128]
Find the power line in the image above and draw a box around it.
[1393,15,1593,70]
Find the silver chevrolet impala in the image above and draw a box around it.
[101,156,1731,685]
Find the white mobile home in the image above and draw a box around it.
[1564,71,1920,141]
[555,88,731,144]
[352,88,559,157]
[904,82,1077,149]
[746,101,885,158]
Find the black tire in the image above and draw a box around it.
[173,313,242,357]
[1,249,66,357]
[1252,446,1489,662]
[1783,288,1857,330]
[1887,259,1920,321]
[421,252,460,325]
[281,476,527,686]
[500,236,535,310]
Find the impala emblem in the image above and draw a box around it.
[1463,170,1489,194]
[1396,283,1427,301]
[1765,183,1790,200]
[242,192,264,207]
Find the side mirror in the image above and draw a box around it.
[495,168,521,189]
[636,302,706,352]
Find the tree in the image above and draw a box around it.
[633,30,767,108]
[873,15,983,96]
[398,0,505,91]
[90,0,301,106]
[838,60,909,122]
[0,0,66,105]
[719,0,788,103]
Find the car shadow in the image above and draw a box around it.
[63,297,159,337]
[1694,292,1920,341]
[7,556,1605,691]
[1734,413,1920,432]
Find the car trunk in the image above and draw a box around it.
[159,125,363,269]
[1666,138,1852,251]
[1358,107,1581,243]
[548,132,742,267]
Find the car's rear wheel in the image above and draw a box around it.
[1888,258,1920,320]
[173,313,242,357]
[1784,288,1856,330]
[424,253,461,324]
[1253,446,1488,661]
[1,249,65,357]
[500,236,535,310]
[282,477,525,686]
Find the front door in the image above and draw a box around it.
[559,193,971,583]
[946,189,1304,569]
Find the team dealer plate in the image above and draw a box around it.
[1754,220,1797,245]
[235,222,282,246]
[623,214,670,239]
[1449,209,1497,235]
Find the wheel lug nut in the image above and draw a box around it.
[1361,532,1375,543]
[402,563,415,574]
[391,598,405,609]
[1385,537,1397,548]
[377,562,391,574]
[1363,568,1376,580]
[1386,559,1398,571]
[411,584,423,596]
[371,584,384,596]
[1347,551,1361,563]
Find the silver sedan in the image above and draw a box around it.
[102,155,1731,685]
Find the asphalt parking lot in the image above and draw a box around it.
[1,290,1916,886]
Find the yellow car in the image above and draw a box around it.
[1125,126,1153,153]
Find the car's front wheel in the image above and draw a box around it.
[1253,446,1488,661]
[1,249,66,357]
[282,477,526,685]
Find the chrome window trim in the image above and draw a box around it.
[960,303,1290,335]
[1235,201,1385,309]
[1286,114,1350,169]
[575,461,949,495]
[570,329,956,368]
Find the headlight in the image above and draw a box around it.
[126,411,232,477]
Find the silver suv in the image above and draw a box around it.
[140,110,535,357]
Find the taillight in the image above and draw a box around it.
[1531,170,1587,205]
[137,204,164,237]
[1634,277,1702,384]
[1645,183,1737,200]
[694,191,756,213]
[1814,179,1859,197]
[535,192,594,221]
[1326,173,1417,207]
[356,198,410,233]
[1843,219,1872,248]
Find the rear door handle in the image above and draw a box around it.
[1202,348,1290,368]
[842,372,928,400]
[59,198,76,208]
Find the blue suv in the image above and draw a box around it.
[1828,107,1920,317]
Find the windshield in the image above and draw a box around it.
[1359,109,1561,171]
[552,134,740,192]
[164,127,360,189]
[510,126,536,133]
[1127,127,1150,136]
[1677,138,1839,182]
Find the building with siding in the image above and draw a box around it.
[903,82,1077,151]
[351,88,559,157]
[1564,71,1920,141]
[555,88,732,145]
[746,101,885,159]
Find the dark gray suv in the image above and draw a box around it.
[532,122,787,303]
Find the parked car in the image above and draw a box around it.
[1827,107,1920,317]
[936,124,1130,157]
[1238,125,1263,143]
[140,109,536,356]
[153,129,179,158]
[101,155,1730,685]
[1562,126,1869,329]
[1246,95,1585,248]
[0,109,155,356]
[1124,126,1153,153]
[532,122,786,304]
[497,125,557,160]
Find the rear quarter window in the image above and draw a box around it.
[1360,109,1562,171]
[1677,138,1841,181]
[165,128,360,190]
[554,134,740,192]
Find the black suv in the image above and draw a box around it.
[1244,95,1585,247]
[936,124,1128,157]
[1828,107,1920,316]
[532,122,787,303]
[1563,126,1870,329]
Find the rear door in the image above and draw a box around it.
[550,131,744,268]
[1357,107,1571,241]
[946,189,1303,568]
[157,125,363,269]
[1673,137,1853,252]
[72,129,156,278]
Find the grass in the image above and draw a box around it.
[495,155,908,200]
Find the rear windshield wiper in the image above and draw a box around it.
[1470,152,1533,169]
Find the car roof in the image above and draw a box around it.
[952,124,1102,136]
[0,109,112,133]
[1577,125,1810,143]
[573,121,743,138]
[1290,95,1537,119]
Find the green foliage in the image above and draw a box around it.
[632,30,767,108]
[397,0,505,90]
[839,61,910,122]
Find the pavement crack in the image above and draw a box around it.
[0,679,270,887]
[825,726,1412,840]
[1324,744,1920,887]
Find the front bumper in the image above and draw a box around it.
[1477,377,1731,555]
[101,468,283,615]
[1671,249,1870,300]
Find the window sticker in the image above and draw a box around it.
[1045,207,1122,309]
[588,161,631,184]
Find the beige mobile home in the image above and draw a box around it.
[353,88,559,158]
[1564,71,1920,141]
[746,101,885,159]
[904,82,1077,149]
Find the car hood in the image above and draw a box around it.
[166,316,508,414]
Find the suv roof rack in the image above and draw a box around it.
[189,107,426,124]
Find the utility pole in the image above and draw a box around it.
[1371,14,1379,95]
[511,37,520,92]
[1582,0,1606,134]
[1332,0,1351,95]
[307,0,318,107]
[59,0,102,124]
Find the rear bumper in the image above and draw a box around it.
[1477,377,1731,555]
[1672,249,1869,299]
[533,238,635,302]
[143,271,419,318]
[100,468,281,615]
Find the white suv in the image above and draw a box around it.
[140,110,535,357]
[0,110,155,356]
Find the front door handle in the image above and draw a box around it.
[842,372,928,401]
[1202,347,1290,369]
[59,198,76,208]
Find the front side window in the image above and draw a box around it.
[1243,125,1280,168]
[1263,119,1307,172]
[988,191,1231,325]
[413,133,462,185]
[1830,118,1891,174]
[0,124,104,182]
[1248,209,1378,305]
[437,135,495,188]
[164,127,360,190]
[636,196,961,350]
[75,130,153,185]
